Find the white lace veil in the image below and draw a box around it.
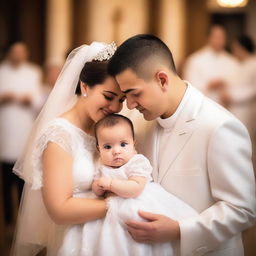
[11,42,117,256]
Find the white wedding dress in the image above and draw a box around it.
[58,154,198,256]
[30,117,97,255]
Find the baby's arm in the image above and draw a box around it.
[92,179,105,197]
[98,176,147,198]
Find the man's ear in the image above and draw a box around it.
[156,71,168,91]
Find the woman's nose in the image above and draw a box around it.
[126,97,137,110]
[109,100,122,113]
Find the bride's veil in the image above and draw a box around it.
[11,42,116,255]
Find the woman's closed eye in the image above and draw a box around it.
[119,96,126,103]
[104,95,114,101]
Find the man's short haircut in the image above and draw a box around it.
[94,114,135,145]
[108,34,177,79]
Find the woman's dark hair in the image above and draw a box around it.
[94,114,135,145]
[75,60,109,95]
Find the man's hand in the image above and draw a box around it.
[19,95,32,107]
[207,80,225,92]
[0,93,16,105]
[126,210,180,243]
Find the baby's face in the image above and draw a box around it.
[97,123,136,167]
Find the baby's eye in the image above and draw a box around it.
[120,142,127,147]
[103,145,111,149]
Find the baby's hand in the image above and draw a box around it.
[92,180,105,196]
[98,177,112,190]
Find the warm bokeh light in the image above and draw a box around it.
[217,0,248,7]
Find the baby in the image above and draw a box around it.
[92,113,152,200]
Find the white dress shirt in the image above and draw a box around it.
[157,83,192,173]
[183,46,238,103]
[0,61,42,162]
[228,56,256,136]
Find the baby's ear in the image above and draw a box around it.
[96,144,100,152]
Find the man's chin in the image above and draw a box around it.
[142,112,157,121]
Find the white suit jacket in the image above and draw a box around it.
[129,85,256,256]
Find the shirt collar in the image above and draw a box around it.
[157,82,192,130]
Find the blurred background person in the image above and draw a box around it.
[183,24,238,104]
[225,35,256,137]
[220,35,256,170]
[40,61,62,108]
[0,42,42,230]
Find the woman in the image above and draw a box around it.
[11,42,125,255]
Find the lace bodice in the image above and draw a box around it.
[94,154,153,182]
[32,118,97,194]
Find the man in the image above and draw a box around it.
[108,34,256,255]
[183,24,237,105]
[0,42,42,226]
[227,35,256,139]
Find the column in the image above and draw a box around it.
[45,0,72,65]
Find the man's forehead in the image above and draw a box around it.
[116,69,143,92]
[116,68,138,82]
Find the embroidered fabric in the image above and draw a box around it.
[95,154,153,182]
[31,118,96,190]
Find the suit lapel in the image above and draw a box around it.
[158,86,204,183]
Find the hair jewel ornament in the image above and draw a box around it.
[93,42,117,61]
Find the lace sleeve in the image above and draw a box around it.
[31,122,72,189]
[125,154,153,182]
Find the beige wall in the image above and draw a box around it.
[85,0,149,45]
[158,0,186,68]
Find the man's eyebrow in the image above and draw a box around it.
[122,88,135,94]
[103,90,118,96]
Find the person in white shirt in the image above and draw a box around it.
[108,34,255,256]
[183,24,238,104]
[225,35,256,139]
[0,42,42,226]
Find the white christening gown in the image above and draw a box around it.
[59,154,198,256]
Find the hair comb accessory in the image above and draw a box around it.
[93,42,117,61]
